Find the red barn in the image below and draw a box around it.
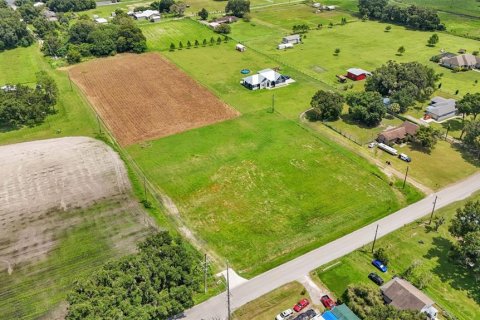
[346,68,371,81]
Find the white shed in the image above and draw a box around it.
[236,44,246,52]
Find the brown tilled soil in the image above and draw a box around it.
[0,137,147,273]
[69,53,239,146]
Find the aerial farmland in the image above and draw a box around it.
[0,0,479,319]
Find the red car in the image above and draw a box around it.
[320,295,336,310]
[293,298,309,312]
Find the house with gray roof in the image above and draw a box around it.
[282,34,301,44]
[241,69,292,90]
[440,53,480,70]
[425,96,457,122]
[381,277,438,320]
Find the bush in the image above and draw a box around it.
[66,48,81,64]
[215,23,231,34]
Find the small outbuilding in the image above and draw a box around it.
[278,43,294,50]
[94,17,108,24]
[33,2,45,7]
[346,68,371,81]
[381,277,438,320]
[331,304,361,320]
[282,34,301,44]
[236,43,246,52]
[425,96,457,122]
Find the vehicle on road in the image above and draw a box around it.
[372,259,388,272]
[320,295,336,310]
[368,272,384,285]
[293,298,309,312]
[398,153,411,162]
[276,309,294,320]
[368,142,377,148]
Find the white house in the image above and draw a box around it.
[282,34,301,44]
[133,10,160,20]
[278,43,294,50]
[241,69,292,90]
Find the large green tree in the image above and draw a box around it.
[225,0,250,18]
[463,121,480,155]
[347,91,386,126]
[358,0,388,19]
[66,232,202,320]
[450,201,480,238]
[47,0,96,12]
[0,7,34,50]
[413,126,440,150]
[309,90,344,121]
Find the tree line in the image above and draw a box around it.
[0,71,57,129]
[0,2,34,50]
[66,231,204,320]
[359,0,445,31]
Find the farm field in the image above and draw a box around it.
[127,111,422,277]
[392,0,480,17]
[0,137,153,319]
[69,53,239,146]
[316,192,480,320]
[0,45,98,146]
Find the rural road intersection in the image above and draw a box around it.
[179,172,480,320]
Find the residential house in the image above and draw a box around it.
[346,68,371,81]
[425,96,457,122]
[381,277,438,320]
[377,121,419,144]
[282,34,301,44]
[43,10,57,22]
[440,53,480,70]
[215,16,238,24]
[241,69,291,90]
[133,10,160,20]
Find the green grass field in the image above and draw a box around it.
[392,0,480,17]
[0,45,98,146]
[0,200,151,319]
[233,282,310,320]
[127,111,422,277]
[316,193,480,320]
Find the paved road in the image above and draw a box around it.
[178,172,480,320]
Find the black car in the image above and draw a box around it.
[368,272,384,285]
[293,309,317,320]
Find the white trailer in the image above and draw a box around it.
[378,143,398,155]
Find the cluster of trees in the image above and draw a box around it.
[48,0,96,12]
[0,4,34,50]
[0,71,57,128]
[40,12,146,63]
[66,231,203,319]
[346,91,386,127]
[359,0,444,31]
[225,0,250,18]
[150,0,176,13]
[449,201,480,280]
[343,285,428,320]
[366,61,439,113]
[413,125,441,151]
[292,24,309,34]
[308,90,344,121]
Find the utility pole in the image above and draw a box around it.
[429,195,438,225]
[96,114,102,134]
[402,166,409,189]
[371,224,379,253]
[445,124,450,141]
[271,93,275,113]
[204,254,208,293]
[227,261,231,320]
[143,175,147,200]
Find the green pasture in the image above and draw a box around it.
[317,193,480,320]
[127,111,422,277]
[392,0,480,17]
[0,45,98,145]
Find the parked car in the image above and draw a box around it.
[368,142,377,148]
[398,153,411,162]
[293,298,309,312]
[372,259,388,272]
[293,309,317,320]
[368,272,384,285]
[320,295,336,310]
[276,309,294,320]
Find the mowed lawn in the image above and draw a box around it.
[234,6,480,96]
[316,193,480,320]
[127,111,420,276]
[0,45,98,145]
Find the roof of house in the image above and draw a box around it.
[321,311,338,320]
[134,10,159,18]
[283,34,301,41]
[331,304,360,320]
[427,97,456,116]
[94,18,108,23]
[379,121,419,141]
[441,54,480,67]
[215,16,238,23]
[381,278,434,311]
[347,68,371,76]
[243,69,283,85]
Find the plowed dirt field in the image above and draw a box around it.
[69,53,239,145]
